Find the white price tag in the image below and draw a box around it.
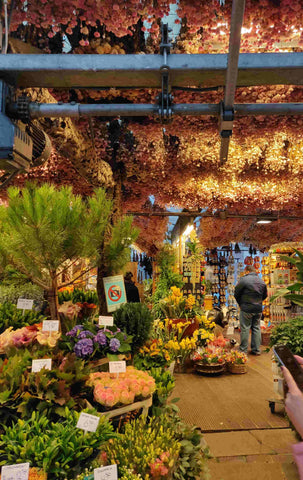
[226,326,234,336]
[76,412,100,432]
[31,359,52,373]
[1,463,30,480]
[42,320,60,332]
[109,361,126,374]
[98,316,114,327]
[17,298,33,310]
[94,465,118,480]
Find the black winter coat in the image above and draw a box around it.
[234,273,268,313]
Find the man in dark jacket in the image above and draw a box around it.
[235,265,268,355]
[124,272,140,303]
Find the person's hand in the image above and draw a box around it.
[281,364,303,438]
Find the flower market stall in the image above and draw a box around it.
[1,0,303,477]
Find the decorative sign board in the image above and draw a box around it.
[17,298,33,310]
[42,320,60,332]
[76,412,100,433]
[1,463,29,480]
[103,275,127,313]
[98,316,114,327]
[109,361,126,374]
[31,359,52,373]
[94,465,118,480]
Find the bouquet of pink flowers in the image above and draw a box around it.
[0,324,39,353]
[87,366,156,408]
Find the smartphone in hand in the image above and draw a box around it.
[273,344,303,391]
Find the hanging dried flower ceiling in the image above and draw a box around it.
[7,0,303,249]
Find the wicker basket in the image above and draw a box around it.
[194,361,226,376]
[228,363,248,374]
[261,332,271,346]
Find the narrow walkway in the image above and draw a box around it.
[173,350,300,479]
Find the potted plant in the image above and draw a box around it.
[226,350,248,374]
[193,347,226,375]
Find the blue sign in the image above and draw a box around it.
[103,275,127,312]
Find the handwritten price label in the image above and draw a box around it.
[226,327,234,336]
[17,298,33,310]
[31,359,52,373]
[109,361,126,374]
[94,465,118,480]
[98,316,114,327]
[76,412,100,433]
[42,320,60,332]
[1,463,30,480]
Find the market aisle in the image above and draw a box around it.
[173,349,300,479]
[173,349,287,431]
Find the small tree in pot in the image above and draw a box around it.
[0,183,113,319]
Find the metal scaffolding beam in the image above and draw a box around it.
[126,211,303,221]
[21,102,303,118]
[219,0,246,164]
[1,52,303,88]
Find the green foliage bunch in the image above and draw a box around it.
[269,317,303,354]
[19,352,89,419]
[270,248,303,306]
[58,288,99,305]
[149,367,175,408]
[104,216,139,275]
[113,303,153,353]
[0,408,114,479]
[152,244,183,318]
[0,284,44,305]
[100,414,180,478]
[0,302,46,334]
[0,349,89,423]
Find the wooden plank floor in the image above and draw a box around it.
[172,349,288,431]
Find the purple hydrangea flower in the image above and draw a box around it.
[74,338,94,357]
[109,338,121,353]
[77,330,94,339]
[94,331,107,346]
[66,325,84,337]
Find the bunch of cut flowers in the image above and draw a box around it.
[0,323,61,354]
[193,346,226,365]
[226,350,248,365]
[87,366,156,408]
[158,287,204,320]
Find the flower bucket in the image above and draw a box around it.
[167,360,176,375]
[228,363,248,374]
[261,332,271,346]
[194,361,226,376]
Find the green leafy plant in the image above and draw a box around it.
[268,317,303,354]
[152,244,183,318]
[148,367,175,408]
[18,352,89,419]
[0,408,115,479]
[0,302,46,334]
[270,249,303,306]
[113,303,153,354]
[0,284,44,306]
